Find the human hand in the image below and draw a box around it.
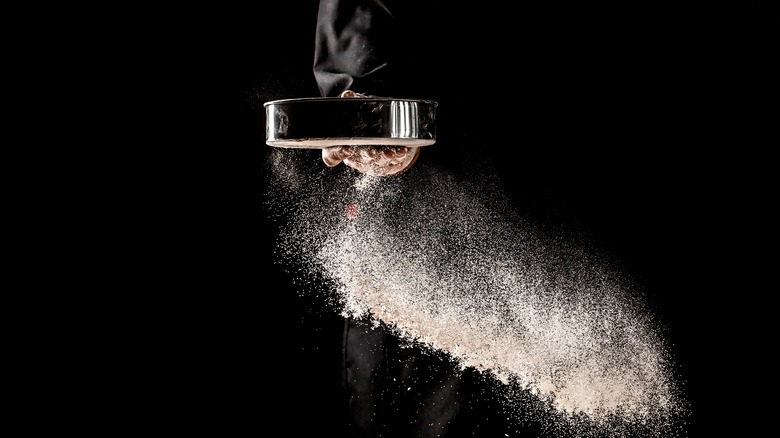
[321,90,421,177]
[322,145,420,176]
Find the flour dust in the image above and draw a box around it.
[264,147,689,437]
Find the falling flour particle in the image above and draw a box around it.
[265,147,689,436]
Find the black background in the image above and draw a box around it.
[146,1,777,436]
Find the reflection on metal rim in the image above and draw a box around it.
[264,97,438,149]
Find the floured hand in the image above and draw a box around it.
[321,90,421,177]
[322,145,420,176]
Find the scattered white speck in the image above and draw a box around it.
[267,147,689,436]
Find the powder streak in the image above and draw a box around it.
[316,215,673,419]
[266,149,688,436]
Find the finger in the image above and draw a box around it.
[381,146,408,159]
[322,146,353,167]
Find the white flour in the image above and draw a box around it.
[265,148,689,436]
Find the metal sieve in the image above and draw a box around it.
[264,97,438,148]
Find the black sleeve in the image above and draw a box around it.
[313,0,439,98]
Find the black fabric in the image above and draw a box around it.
[342,319,538,437]
[313,0,392,97]
[313,0,439,99]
